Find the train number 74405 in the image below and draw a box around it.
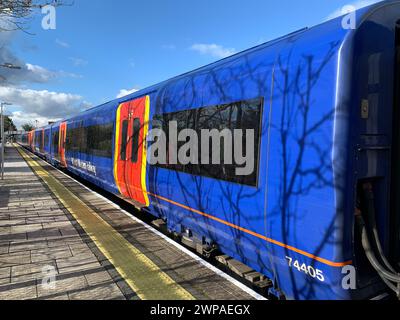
[285,257,325,282]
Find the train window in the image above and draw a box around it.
[152,97,263,187]
[78,124,87,154]
[65,122,112,158]
[120,120,129,161]
[131,118,141,163]
[44,131,49,148]
[86,123,113,158]
[52,131,59,155]
[36,131,43,150]
[66,125,77,152]
[66,122,86,153]
[40,131,44,150]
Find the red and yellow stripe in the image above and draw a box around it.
[140,96,150,207]
[113,103,123,194]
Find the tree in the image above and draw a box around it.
[1,116,16,143]
[4,116,16,132]
[22,123,34,132]
[0,0,73,32]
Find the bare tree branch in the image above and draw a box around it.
[0,0,74,32]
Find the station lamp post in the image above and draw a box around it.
[0,63,22,70]
[0,62,22,82]
[1,102,12,180]
[0,63,21,180]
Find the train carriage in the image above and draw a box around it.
[63,104,117,195]
[43,125,52,161]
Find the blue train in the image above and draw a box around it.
[18,1,400,300]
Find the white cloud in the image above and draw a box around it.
[327,0,383,20]
[25,63,57,82]
[69,57,88,67]
[116,88,139,99]
[55,38,70,48]
[10,111,60,130]
[0,58,72,85]
[59,70,83,79]
[0,62,62,85]
[1,87,93,130]
[189,43,236,59]
[0,87,89,119]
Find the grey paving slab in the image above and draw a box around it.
[0,242,9,255]
[0,231,27,242]
[0,146,127,300]
[47,236,85,248]
[43,293,69,300]
[11,223,43,234]
[31,246,72,263]
[56,255,101,274]
[27,228,62,241]
[37,274,88,298]
[0,267,10,285]
[84,270,114,286]
[11,261,58,283]
[0,251,31,268]
[0,219,26,227]
[68,283,125,300]
[0,282,38,300]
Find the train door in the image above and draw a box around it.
[114,96,150,207]
[59,122,67,167]
[41,128,45,153]
[27,132,31,150]
[29,130,34,151]
[52,128,60,162]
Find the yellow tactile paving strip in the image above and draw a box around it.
[16,145,194,300]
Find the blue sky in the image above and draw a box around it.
[0,0,382,128]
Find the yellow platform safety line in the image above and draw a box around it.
[16,145,194,300]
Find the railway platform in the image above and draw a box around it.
[0,144,263,300]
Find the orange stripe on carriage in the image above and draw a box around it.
[146,191,352,268]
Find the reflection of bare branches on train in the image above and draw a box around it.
[273,41,340,299]
[148,40,342,298]
[200,57,272,272]
[150,51,274,277]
